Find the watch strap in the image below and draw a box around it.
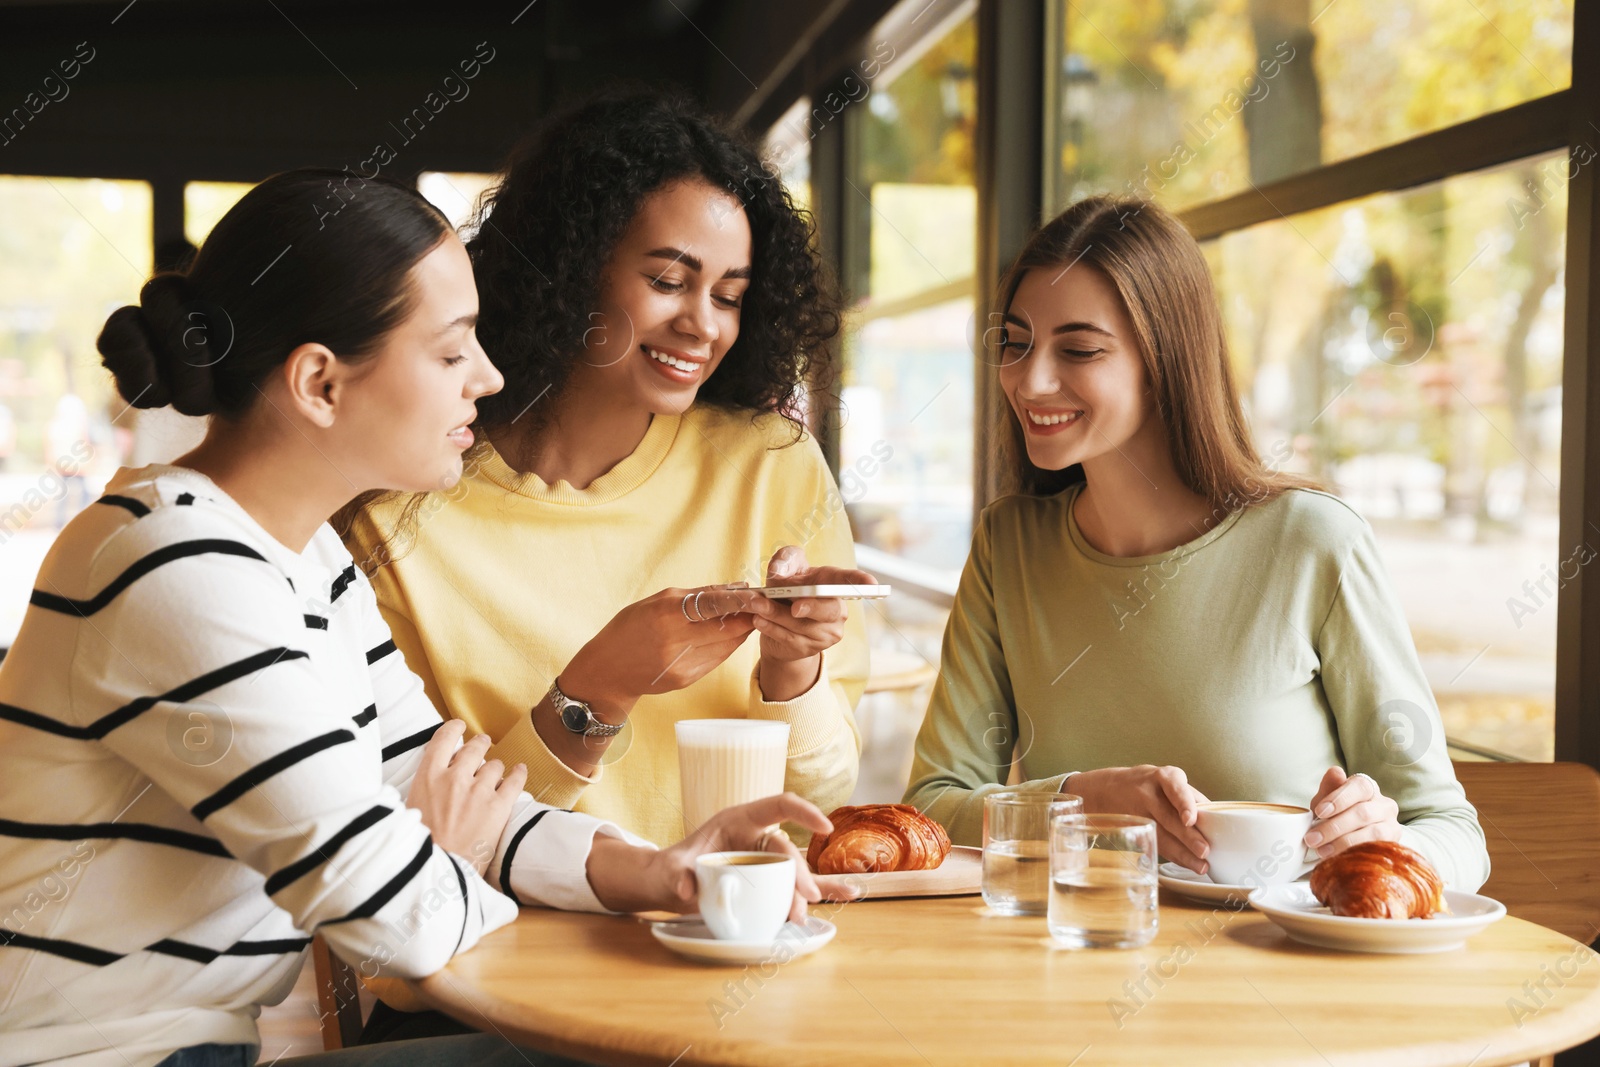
[549,679,624,738]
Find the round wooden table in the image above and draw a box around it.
[409,891,1600,1066]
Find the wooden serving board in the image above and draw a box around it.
[814,845,983,899]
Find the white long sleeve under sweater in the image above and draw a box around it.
[0,464,646,1066]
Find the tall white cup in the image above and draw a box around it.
[675,719,789,833]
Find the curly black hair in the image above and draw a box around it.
[335,89,841,567]
[468,88,842,442]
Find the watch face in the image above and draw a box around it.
[559,701,589,734]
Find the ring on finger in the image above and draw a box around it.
[681,592,698,624]
[755,824,789,852]
[692,590,709,623]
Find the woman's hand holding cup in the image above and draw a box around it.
[1305,766,1402,858]
[584,792,861,920]
[1065,765,1211,875]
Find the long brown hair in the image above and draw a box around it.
[993,195,1317,509]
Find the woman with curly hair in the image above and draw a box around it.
[341,91,871,856]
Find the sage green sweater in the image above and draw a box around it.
[904,484,1490,891]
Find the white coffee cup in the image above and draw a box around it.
[1195,801,1316,887]
[676,719,789,834]
[695,851,794,942]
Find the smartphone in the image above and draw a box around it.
[758,584,891,600]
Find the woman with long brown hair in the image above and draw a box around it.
[904,196,1488,889]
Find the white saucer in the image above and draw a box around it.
[1157,862,1299,906]
[1249,883,1506,953]
[650,916,837,965]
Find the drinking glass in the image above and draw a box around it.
[980,791,1084,915]
[1047,813,1159,949]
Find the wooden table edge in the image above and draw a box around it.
[405,906,1600,1067]
[413,967,683,1067]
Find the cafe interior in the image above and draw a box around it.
[2,0,1599,1064]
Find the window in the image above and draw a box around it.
[813,4,978,802]
[0,176,151,646]
[840,6,978,575]
[1205,153,1568,760]
[1047,0,1577,760]
[1050,0,1575,212]
[766,96,813,214]
[184,181,253,247]
[418,171,497,234]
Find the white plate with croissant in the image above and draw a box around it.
[1250,841,1506,953]
[807,804,982,898]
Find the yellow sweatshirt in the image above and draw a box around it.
[342,405,868,847]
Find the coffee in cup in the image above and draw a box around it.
[1194,801,1315,887]
[695,851,794,942]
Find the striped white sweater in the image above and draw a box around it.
[0,464,646,1066]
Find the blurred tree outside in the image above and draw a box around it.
[184,181,253,247]
[859,19,976,189]
[0,177,149,476]
[1057,0,1573,210]
[842,14,980,572]
[0,177,151,645]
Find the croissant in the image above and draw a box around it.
[806,804,951,874]
[1309,840,1448,919]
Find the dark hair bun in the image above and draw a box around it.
[98,274,223,417]
[100,169,449,422]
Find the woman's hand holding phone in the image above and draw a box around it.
[562,583,776,709]
[536,583,776,774]
[753,545,876,702]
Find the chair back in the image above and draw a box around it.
[1453,760,1600,944]
[311,933,364,1049]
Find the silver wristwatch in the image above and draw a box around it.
[549,678,624,738]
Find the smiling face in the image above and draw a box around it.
[567,178,753,415]
[997,263,1157,474]
[336,234,504,492]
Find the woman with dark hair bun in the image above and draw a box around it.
[0,167,849,1066]
[342,91,873,850]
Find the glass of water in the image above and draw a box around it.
[981,791,1084,915]
[1047,813,1159,949]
